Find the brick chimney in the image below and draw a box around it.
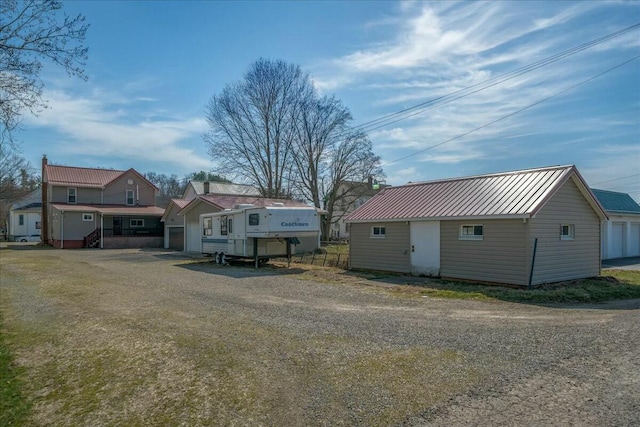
[41,155,48,245]
[203,181,210,194]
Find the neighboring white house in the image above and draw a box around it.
[592,189,640,260]
[9,188,42,241]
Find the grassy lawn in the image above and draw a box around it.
[0,314,31,426]
[384,270,640,304]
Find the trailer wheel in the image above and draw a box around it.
[218,252,225,264]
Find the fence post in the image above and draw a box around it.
[336,253,341,268]
[323,252,328,266]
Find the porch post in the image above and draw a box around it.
[100,213,104,249]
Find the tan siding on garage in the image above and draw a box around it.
[350,222,410,273]
[528,178,601,284]
[440,219,528,286]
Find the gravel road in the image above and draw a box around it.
[1,246,638,426]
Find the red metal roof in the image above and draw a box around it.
[347,165,603,222]
[45,165,125,188]
[170,198,191,209]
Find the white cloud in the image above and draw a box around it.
[24,88,211,173]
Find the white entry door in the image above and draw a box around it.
[410,221,440,276]
[187,221,201,253]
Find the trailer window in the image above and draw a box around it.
[203,217,212,236]
[220,215,228,235]
[249,213,259,226]
[228,218,233,234]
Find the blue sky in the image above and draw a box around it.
[19,1,640,199]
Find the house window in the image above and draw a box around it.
[82,213,94,221]
[203,217,212,236]
[19,214,24,226]
[370,226,386,238]
[561,224,575,240]
[249,213,259,226]
[130,218,144,227]
[126,190,135,206]
[68,188,77,204]
[220,215,228,235]
[460,224,483,240]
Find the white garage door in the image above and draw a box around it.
[187,221,201,253]
[611,222,625,259]
[630,223,640,257]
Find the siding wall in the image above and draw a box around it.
[440,219,528,286]
[49,172,155,205]
[528,178,601,284]
[350,222,410,273]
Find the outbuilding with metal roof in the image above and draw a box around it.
[592,189,640,260]
[346,165,607,287]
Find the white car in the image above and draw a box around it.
[15,235,41,242]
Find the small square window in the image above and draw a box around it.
[249,213,259,226]
[370,226,386,238]
[82,213,94,221]
[130,218,144,227]
[68,188,77,204]
[126,190,135,206]
[460,224,483,240]
[561,224,575,240]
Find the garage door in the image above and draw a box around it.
[611,222,625,259]
[630,223,640,257]
[168,227,184,251]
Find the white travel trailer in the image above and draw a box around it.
[200,204,320,266]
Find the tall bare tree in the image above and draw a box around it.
[288,93,384,239]
[0,0,88,147]
[204,59,313,198]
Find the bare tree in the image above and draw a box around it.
[143,172,184,208]
[289,95,384,240]
[204,59,313,198]
[0,0,88,147]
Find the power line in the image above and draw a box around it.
[340,22,640,137]
[385,54,640,166]
[591,173,640,186]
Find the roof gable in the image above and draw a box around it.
[347,165,606,222]
[591,189,640,215]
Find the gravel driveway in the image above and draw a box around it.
[1,246,638,426]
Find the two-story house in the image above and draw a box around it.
[41,156,165,249]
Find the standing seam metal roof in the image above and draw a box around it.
[346,165,598,221]
[44,165,126,187]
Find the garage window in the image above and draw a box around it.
[370,226,386,238]
[82,213,94,221]
[560,224,575,240]
[460,224,483,240]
